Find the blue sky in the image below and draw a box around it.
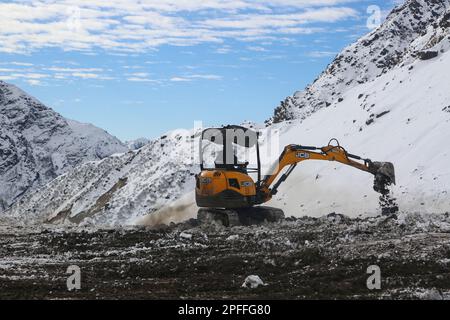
[0,0,400,141]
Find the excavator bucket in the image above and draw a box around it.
[370,162,396,194]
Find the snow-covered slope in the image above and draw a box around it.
[0,81,128,211]
[6,129,197,225]
[6,0,450,226]
[267,48,450,217]
[271,0,450,123]
[125,138,150,150]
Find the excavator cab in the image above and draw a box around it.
[196,126,262,209]
[200,125,261,175]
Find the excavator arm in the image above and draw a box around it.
[257,139,395,203]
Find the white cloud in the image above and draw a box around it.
[46,67,103,72]
[42,66,115,81]
[307,50,337,58]
[15,73,48,79]
[171,74,222,82]
[10,62,33,66]
[127,77,157,82]
[125,71,158,82]
[188,74,222,80]
[128,72,150,78]
[1,72,49,82]
[390,0,404,5]
[0,1,360,54]
[200,7,358,29]
[216,46,233,54]
[0,75,16,81]
[122,65,144,69]
[67,72,98,79]
[26,79,43,86]
[170,77,192,82]
[247,46,267,52]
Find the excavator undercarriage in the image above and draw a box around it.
[198,206,285,227]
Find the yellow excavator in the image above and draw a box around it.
[195,126,396,226]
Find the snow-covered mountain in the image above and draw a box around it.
[271,0,450,123]
[0,81,128,212]
[125,138,150,150]
[5,0,450,226]
[6,129,197,225]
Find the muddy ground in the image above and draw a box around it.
[0,212,450,300]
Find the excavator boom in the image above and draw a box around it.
[258,139,396,202]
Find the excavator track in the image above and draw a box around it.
[197,206,285,227]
